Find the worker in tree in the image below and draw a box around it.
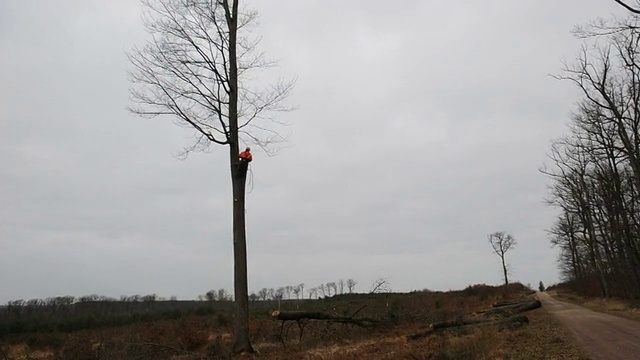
[237,146,252,178]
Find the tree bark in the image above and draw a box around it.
[501,253,509,291]
[231,166,252,353]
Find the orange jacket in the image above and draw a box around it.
[239,150,252,162]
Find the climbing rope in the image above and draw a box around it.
[247,165,254,194]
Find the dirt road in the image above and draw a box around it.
[538,292,640,360]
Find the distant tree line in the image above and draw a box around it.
[543,14,640,299]
[249,279,358,301]
[0,294,233,338]
[0,279,359,338]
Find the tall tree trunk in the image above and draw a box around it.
[225,0,253,353]
[231,166,252,353]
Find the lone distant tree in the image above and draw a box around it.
[488,232,517,291]
[538,281,545,292]
[127,0,293,353]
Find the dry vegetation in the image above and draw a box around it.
[0,284,587,359]
[549,288,640,322]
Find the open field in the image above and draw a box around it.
[0,284,589,359]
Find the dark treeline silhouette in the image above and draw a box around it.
[543,14,640,299]
[0,294,235,338]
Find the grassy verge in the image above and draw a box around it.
[551,291,640,322]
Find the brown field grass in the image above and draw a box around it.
[1,285,588,359]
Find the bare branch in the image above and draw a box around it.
[614,0,640,14]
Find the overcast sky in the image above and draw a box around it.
[0,1,628,303]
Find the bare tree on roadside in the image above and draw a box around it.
[488,232,517,292]
[127,0,294,353]
[544,15,640,299]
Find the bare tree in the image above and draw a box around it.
[217,288,230,301]
[346,278,357,293]
[293,283,304,300]
[127,0,293,353]
[257,288,268,301]
[326,282,337,297]
[274,287,284,302]
[369,277,391,294]
[544,15,640,299]
[308,287,317,300]
[488,232,517,291]
[338,279,345,294]
[317,284,327,298]
[284,285,293,300]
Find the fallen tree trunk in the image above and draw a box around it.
[407,298,540,341]
[478,300,541,316]
[492,301,521,308]
[271,310,333,321]
[271,310,379,327]
[432,317,498,330]
[514,300,542,313]
[407,315,529,340]
[272,310,379,343]
[433,314,529,332]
